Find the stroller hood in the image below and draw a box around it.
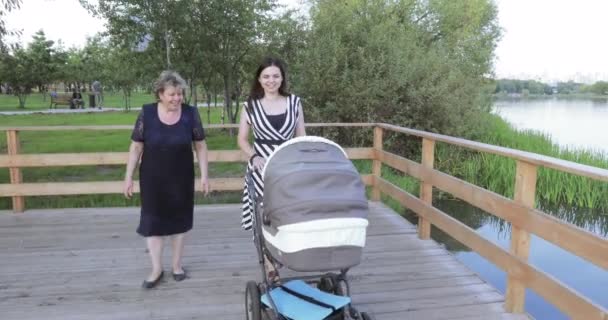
[263,136,368,228]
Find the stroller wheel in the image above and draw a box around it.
[360,312,375,320]
[245,281,262,320]
[335,279,349,297]
[318,276,335,294]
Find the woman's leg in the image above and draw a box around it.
[145,236,164,281]
[171,233,186,274]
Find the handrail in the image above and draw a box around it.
[377,123,608,182]
[375,123,607,319]
[0,122,606,319]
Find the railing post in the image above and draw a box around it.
[505,160,537,313]
[418,138,435,239]
[7,130,24,212]
[371,126,383,201]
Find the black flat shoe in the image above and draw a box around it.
[142,271,164,289]
[172,268,187,282]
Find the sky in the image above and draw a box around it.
[494,0,608,83]
[4,0,608,83]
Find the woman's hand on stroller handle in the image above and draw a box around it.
[252,156,266,171]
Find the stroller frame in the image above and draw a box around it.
[244,171,374,320]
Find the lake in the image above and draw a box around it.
[427,98,608,320]
[494,98,608,153]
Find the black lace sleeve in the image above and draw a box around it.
[131,110,144,142]
[192,107,206,141]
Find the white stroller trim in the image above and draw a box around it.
[262,217,368,253]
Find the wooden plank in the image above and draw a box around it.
[0,175,367,197]
[0,147,372,168]
[418,138,434,239]
[0,203,526,320]
[377,177,607,320]
[6,130,24,212]
[346,147,374,160]
[377,150,608,270]
[0,178,242,196]
[355,291,505,315]
[372,126,383,200]
[366,302,525,320]
[505,161,537,313]
[378,123,608,183]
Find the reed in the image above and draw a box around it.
[434,114,608,210]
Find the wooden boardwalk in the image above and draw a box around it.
[0,202,530,320]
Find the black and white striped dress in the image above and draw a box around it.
[241,94,301,230]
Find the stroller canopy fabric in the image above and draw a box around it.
[260,136,369,271]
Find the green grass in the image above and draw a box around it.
[0,108,242,210]
[0,92,226,111]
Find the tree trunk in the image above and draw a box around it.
[233,95,240,124]
[207,92,212,124]
[192,80,198,108]
[165,31,171,69]
[223,76,232,125]
[17,94,27,108]
[212,91,218,124]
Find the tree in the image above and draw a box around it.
[202,0,276,123]
[0,0,21,47]
[82,0,282,118]
[297,0,501,149]
[0,46,37,108]
[589,81,608,96]
[27,30,55,95]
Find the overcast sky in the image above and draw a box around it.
[5,0,608,82]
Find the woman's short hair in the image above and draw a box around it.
[249,57,289,100]
[154,70,187,100]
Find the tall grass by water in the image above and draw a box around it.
[434,114,608,210]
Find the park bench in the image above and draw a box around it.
[49,94,84,109]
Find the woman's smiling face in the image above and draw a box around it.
[258,66,283,95]
[159,85,183,110]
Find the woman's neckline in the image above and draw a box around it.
[156,103,183,126]
[260,95,289,116]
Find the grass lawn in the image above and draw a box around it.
[0,108,245,210]
[0,91,224,111]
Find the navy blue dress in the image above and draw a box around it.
[131,103,205,236]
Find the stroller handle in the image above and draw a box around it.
[245,171,271,226]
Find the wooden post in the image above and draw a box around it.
[7,130,24,212]
[371,126,383,201]
[418,138,435,239]
[505,160,537,313]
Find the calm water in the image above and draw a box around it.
[433,98,608,320]
[494,98,608,153]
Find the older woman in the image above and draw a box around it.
[124,70,209,289]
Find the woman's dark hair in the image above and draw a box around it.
[249,57,289,101]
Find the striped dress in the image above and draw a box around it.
[241,94,301,230]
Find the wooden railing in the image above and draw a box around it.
[0,123,606,319]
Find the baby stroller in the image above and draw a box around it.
[244,136,375,320]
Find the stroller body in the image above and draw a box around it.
[245,136,375,320]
